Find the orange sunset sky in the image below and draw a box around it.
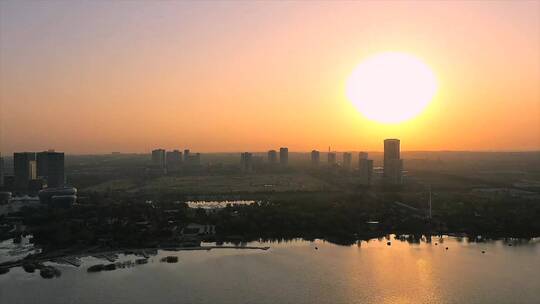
[1,1,539,154]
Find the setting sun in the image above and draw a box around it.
[346,52,438,124]
[1,2,540,304]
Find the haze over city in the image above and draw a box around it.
[1,2,540,304]
[1,1,539,154]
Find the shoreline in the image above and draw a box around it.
[0,245,270,271]
[2,233,537,272]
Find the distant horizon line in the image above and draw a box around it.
[2,149,540,157]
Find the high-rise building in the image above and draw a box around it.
[343,152,352,169]
[267,150,277,164]
[183,149,190,162]
[384,139,403,184]
[384,139,400,160]
[358,152,368,160]
[14,152,36,190]
[37,151,65,188]
[166,150,182,171]
[240,152,253,172]
[29,160,37,180]
[152,149,166,169]
[311,150,320,166]
[279,147,288,166]
[358,152,373,185]
[328,152,336,165]
[36,152,47,178]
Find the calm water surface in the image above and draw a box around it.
[1,236,539,304]
[186,200,256,209]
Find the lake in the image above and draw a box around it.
[1,236,539,304]
[185,200,256,209]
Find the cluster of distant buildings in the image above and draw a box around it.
[240,147,288,172]
[0,150,76,210]
[149,140,403,186]
[240,139,403,186]
[308,150,374,184]
[150,149,201,173]
[0,150,65,191]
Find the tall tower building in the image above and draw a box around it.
[152,149,166,169]
[384,139,400,160]
[166,150,182,171]
[358,152,373,185]
[327,152,337,166]
[267,150,277,164]
[240,152,253,172]
[311,150,320,166]
[343,152,352,169]
[279,147,288,166]
[383,139,403,184]
[14,152,37,190]
[358,152,368,161]
[37,151,65,188]
[183,149,190,162]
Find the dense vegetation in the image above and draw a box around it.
[5,188,537,252]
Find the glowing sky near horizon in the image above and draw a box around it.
[1,1,539,154]
[346,52,438,124]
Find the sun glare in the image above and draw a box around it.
[346,52,437,124]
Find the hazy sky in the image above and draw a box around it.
[1,1,539,154]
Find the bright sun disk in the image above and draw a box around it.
[346,52,437,124]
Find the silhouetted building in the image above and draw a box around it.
[152,149,166,169]
[384,139,400,160]
[343,152,352,169]
[37,151,65,188]
[14,152,36,190]
[358,152,373,185]
[280,147,288,166]
[166,150,182,171]
[311,150,320,166]
[3,176,14,190]
[36,152,48,178]
[240,152,253,172]
[267,150,277,164]
[328,152,336,166]
[384,139,403,184]
[38,186,77,208]
[358,152,368,161]
[183,149,190,162]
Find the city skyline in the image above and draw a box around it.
[2,144,540,156]
[1,1,539,154]
[1,2,539,303]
